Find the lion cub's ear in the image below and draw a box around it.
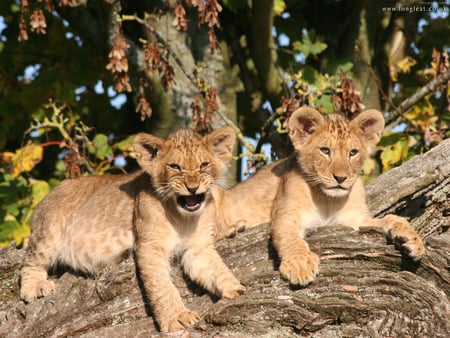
[351,109,385,148]
[288,107,324,148]
[133,133,165,171]
[207,126,236,162]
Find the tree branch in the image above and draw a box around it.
[396,69,450,115]
[1,140,449,336]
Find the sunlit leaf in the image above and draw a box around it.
[30,180,50,208]
[379,133,409,171]
[114,135,135,154]
[396,56,417,74]
[360,158,380,184]
[0,219,30,248]
[274,0,286,15]
[3,144,43,177]
[405,98,439,134]
[315,94,333,113]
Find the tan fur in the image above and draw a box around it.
[214,160,283,237]
[217,107,425,285]
[20,126,245,333]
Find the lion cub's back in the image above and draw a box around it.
[220,159,288,228]
[29,172,144,271]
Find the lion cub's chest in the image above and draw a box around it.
[288,174,367,234]
[300,204,352,235]
[137,193,212,257]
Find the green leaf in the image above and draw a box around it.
[31,180,50,208]
[379,133,409,171]
[293,32,327,59]
[90,134,113,160]
[315,94,333,113]
[325,60,354,75]
[3,144,43,177]
[274,0,286,15]
[114,135,135,154]
[0,219,30,248]
[302,65,320,84]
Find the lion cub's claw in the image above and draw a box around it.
[390,232,425,261]
[226,220,247,238]
[279,251,320,286]
[221,282,246,299]
[20,279,56,303]
[162,309,201,333]
[403,241,425,261]
[384,215,425,261]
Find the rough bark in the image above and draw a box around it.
[1,140,449,337]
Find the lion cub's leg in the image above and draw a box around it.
[270,174,320,286]
[20,235,59,302]
[182,240,246,299]
[271,207,320,286]
[371,214,425,260]
[21,265,56,303]
[135,240,201,333]
[271,226,320,286]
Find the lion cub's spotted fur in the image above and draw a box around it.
[217,107,425,285]
[20,126,245,332]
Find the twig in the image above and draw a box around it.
[396,69,450,115]
[119,14,252,149]
[119,14,196,86]
[214,110,256,153]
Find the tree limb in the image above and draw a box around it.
[396,69,450,115]
[1,140,449,337]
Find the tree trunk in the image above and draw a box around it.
[1,140,449,337]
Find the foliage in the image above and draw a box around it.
[0,0,449,247]
[0,102,136,247]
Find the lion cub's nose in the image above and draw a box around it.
[333,174,347,184]
[187,186,199,194]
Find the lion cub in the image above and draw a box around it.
[20,126,245,332]
[217,107,425,285]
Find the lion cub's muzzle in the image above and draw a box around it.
[321,174,356,197]
[177,193,206,212]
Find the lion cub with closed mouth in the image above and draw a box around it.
[20,126,245,333]
[217,107,425,286]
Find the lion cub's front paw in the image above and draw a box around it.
[383,215,425,261]
[161,308,201,333]
[221,280,246,299]
[225,220,247,238]
[20,279,56,303]
[279,251,320,286]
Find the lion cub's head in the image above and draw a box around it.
[133,127,235,214]
[288,107,384,197]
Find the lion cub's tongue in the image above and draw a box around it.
[184,195,199,207]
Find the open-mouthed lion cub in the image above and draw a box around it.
[20,126,245,332]
[217,107,425,285]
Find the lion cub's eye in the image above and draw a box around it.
[200,162,210,170]
[349,149,359,157]
[168,163,181,171]
[319,147,331,156]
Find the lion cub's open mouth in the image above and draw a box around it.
[177,194,206,212]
